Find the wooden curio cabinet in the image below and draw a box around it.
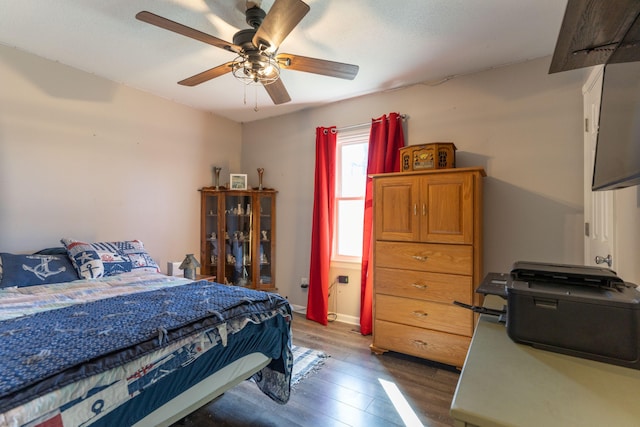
[200,188,276,291]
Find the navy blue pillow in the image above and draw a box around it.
[33,247,68,256]
[0,253,79,288]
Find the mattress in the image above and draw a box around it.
[0,271,292,427]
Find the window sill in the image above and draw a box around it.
[330,258,362,269]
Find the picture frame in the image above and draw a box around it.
[230,174,248,190]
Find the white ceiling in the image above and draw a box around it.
[0,0,568,123]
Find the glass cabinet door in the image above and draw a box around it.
[224,192,253,287]
[257,193,275,290]
[202,192,220,277]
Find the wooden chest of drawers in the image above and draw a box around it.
[370,168,485,367]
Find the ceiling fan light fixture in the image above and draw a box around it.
[232,54,280,85]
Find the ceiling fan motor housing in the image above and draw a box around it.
[233,28,257,50]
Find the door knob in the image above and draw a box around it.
[594,254,612,267]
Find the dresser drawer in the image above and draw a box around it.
[374,267,472,304]
[375,241,472,275]
[375,294,473,336]
[373,319,471,367]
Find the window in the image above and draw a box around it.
[333,127,370,260]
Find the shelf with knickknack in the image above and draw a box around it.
[200,186,277,292]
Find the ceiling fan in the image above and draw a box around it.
[136,0,359,105]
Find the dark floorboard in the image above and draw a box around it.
[173,313,460,427]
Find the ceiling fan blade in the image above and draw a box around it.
[252,0,310,53]
[136,11,241,53]
[277,53,359,80]
[178,62,234,86]
[263,79,291,104]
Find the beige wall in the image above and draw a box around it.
[0,44,242,270]
[242,57,588,320]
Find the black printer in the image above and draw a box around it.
[471,262,640,370]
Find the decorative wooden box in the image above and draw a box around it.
[400,143,457,172]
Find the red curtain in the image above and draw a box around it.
[360,113,405,335]
[306,126,337,325]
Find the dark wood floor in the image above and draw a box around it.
[176,313,460,426]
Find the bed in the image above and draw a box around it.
[0,240,292,427]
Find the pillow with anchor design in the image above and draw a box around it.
[0,253,79,288]
[61,238,159,280]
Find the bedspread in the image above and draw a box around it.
[0,271,191,321]
[0,273,292,426]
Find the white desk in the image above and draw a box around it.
[450,296,640,427]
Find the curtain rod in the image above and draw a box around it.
[336,114,407,132]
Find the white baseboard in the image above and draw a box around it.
[330,312,359,326]
[290,304,360,326]
[290,304,307,314]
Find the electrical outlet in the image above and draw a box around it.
[338,275,349,284]
[301,277,309,288]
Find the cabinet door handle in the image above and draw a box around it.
[412,255,428,261]
[413,339,428,347]
[422,203,426,216]
[411,283,428,290]
[413,203,418,216]
[412,310,428,318]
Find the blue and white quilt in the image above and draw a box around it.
[0,272,292,427]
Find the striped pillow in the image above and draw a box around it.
[61,238,159,279]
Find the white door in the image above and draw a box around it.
[583,66,616,269]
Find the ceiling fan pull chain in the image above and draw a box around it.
[254,85,259,112]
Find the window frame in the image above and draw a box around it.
[332,127,370,263]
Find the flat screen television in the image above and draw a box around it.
[592,61,640,191]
